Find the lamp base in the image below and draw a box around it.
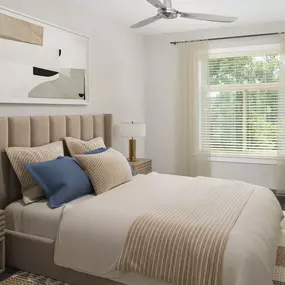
[129,138,136,162]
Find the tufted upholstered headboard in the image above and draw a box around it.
[0,114,113,209]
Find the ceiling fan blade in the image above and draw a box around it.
[131,15,162,28]
[146,0,166,9]
[179,12,237,23]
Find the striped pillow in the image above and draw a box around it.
[75,148,132,195]
[65,137,106,156]
[6,141,64,204]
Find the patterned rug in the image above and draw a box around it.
[274,246,285,285]
[0,272,68,285]
[274,227,285,285]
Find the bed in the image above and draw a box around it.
[0,114,283,285]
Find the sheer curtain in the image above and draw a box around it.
[177,41,211,177]
[277,34,285,194]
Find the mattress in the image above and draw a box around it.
[5,195,94,240]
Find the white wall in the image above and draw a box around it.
[0,0,145,157]
[144,22,285,189]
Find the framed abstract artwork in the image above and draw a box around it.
[0,6,90,105]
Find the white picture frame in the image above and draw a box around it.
[0,6,90,105]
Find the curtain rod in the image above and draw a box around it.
[170,32,285,45]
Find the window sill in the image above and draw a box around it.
[210,156,277,165]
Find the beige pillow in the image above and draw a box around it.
[65,137,106,156]
[75,148,132,195]
[6,141,64,204]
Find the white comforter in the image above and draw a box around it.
[54,173,283,285]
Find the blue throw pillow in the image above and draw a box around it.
[24,156,93,209]
[84,148,136,176]
[130,164,136,176]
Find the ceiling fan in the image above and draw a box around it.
[131,0,238,28]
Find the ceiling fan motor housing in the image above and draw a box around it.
[158,7,178,19]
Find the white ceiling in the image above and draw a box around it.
[83,0,285,35]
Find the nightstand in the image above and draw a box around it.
[271,189,285,210]
[129,159,152,175]
[0,210,4,273]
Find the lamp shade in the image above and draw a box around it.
[120,122,146,138]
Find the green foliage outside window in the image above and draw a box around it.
[207,55,279,156]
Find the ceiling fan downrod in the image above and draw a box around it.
[163,0,172,8]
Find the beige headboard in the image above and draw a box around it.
[0,114,113,209]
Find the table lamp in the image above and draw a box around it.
[120,122,146,162]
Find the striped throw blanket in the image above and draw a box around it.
[116,177,255,285]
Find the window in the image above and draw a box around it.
[201,50,281,158]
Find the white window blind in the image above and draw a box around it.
[201,50,281,158]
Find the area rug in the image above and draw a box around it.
[0,271,68,285]
[274,245,285,285]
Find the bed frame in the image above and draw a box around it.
[0,114,122,285]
